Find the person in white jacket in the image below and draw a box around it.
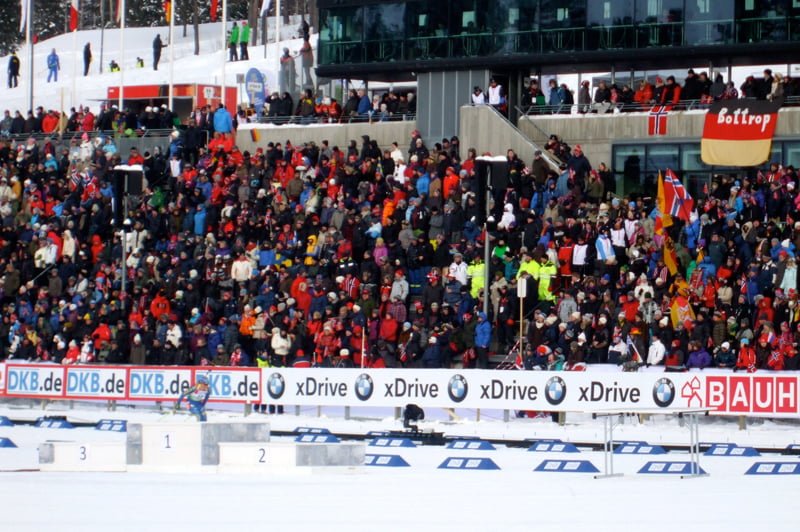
[647,332,666,366]
[230,253,252,283]
[270,327,292,359]
[471,86,486,105]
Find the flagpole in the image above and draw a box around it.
[275,0,281,45]
[119,0,125,110]
[71,24,77,110]
[262,0,270,59]
[168,0,174,111]
[26,0,33,112]
[221,0,227,109]
[262,1,267,59]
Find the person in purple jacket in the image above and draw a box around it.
[686,341,713,369]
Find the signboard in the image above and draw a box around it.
[701,99,781,167]
[2,364,800,418]
[245,68,266,109]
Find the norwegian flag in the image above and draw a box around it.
[648,105,672,136]
[663,169,694,222]
[69,170,82,191]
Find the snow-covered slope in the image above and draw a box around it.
[0,18,312,114]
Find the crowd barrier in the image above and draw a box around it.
[2,363,800,418]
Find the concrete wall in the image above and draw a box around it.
[519,107,800,169]
[459,104,560,170]
[236,120,417,153]
[418,70,490,143]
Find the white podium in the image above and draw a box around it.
[39,441,127,472]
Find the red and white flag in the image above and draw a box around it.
[663,169,694,222]
[648,105,672,136]
[69,0,79,32]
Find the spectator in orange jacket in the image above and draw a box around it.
[661,76,682,104]
[633,80,653,105]
[150,290,171,321]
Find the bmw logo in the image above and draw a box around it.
[544,376,567,406]
[355,374,374,401]
[266,372,285,400]
[447,374,469,403]
[653,378,675,408]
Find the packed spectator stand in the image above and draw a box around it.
[516,68,800,115]
[1,69,799,377]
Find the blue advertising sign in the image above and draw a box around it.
[245,68,266,109]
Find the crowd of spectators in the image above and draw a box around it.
[0,102,203,137]
[521,68,800,114]
[262,88,416,125]
[1,97,799,376]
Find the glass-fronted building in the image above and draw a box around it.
[317,0,800,80]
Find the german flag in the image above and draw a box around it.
[663,236,679,276]
[701,99,780,167]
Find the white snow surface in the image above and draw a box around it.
[0,401,799,531]
[0,20,312,113]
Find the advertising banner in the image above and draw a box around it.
[4,365,66,398]
[701,99,781,166]
[201,368,262,403]
[2,364,799,418]
[127,367,194,400]
[65,366,128,400]
[244,68,266,109]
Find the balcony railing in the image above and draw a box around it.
[319,16,800,66]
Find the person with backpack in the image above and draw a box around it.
[46,49,60,83]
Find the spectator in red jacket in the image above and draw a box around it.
[735,339,757,373]
[150,290,171,321]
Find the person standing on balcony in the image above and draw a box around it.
[279,48,296,95]
[471,86,486,105]
[548,79,563,110]
[577,80,591,112]
[300,37,314,89]
[487,78,504,113]
[239,21,250,61]
[229,22,239,62]
[660,75,682,104]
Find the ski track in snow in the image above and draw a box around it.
[0,403,798,531]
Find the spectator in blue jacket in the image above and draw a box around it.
[356,89,371,118]
[474,311,492,369]
[193,204,207,236]
[213,103,233,134]
[421,336,442,368]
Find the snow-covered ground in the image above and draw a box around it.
[0,402,798,531]
[0,18,311,113]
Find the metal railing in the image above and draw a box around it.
[520,95,800,117]
[254,112,417,125]
[466,104,562,173]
